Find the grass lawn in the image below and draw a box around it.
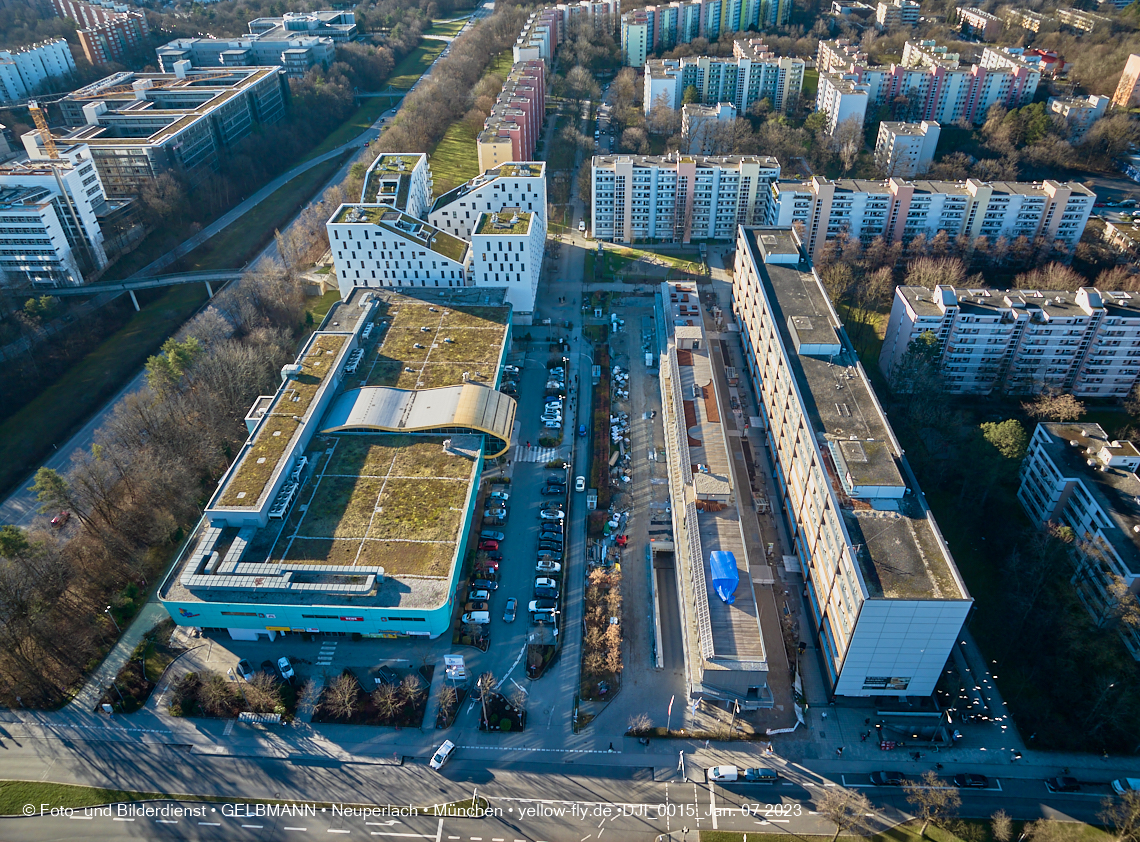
[488,49,513,79]
[0,781,174,816]
[170,153,350,273]
[428,120,480,196]
[302,96,391,164]
[0,283,207,499]
[369,478,467,541]
[306,290,341,328]
[389,41,447,91]
[802,67,819,98]
[424,16,469,36]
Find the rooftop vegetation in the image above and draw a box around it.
[475,211,531,236]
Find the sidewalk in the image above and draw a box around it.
[68,601,169,713]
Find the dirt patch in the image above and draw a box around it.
[282,537,364,566]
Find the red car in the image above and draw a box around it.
[476,559,500,572]
[478,539,499,551]
[50,511,70,528]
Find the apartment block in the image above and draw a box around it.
[733,226,971,697]
[1049,94,1109,140]
[957,6,1003,40]
[0,141,117,287]
[1006,9,1044,31]
[1020,422,1140,658]
[874,120,939,177]
[816,73,869,135]
[879,285,1140,396]
[328,160,547,319]
[428,161,546,239]
[817,38,867,74]
[41,66,288,197]
[514,0,619,64]
[476,60,545,173]
[0,40,76,104]
[157,11,353,78]
[591,153,780,243]
[1114,54,1140,108]
[1057,7,1111,33]
[642,42,805,114]
[875,0,919,30]
[681,102,736,154]
[51,0,149,67]
[619,0,790,65]
[771,176,1094,261]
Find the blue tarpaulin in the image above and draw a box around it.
[709,551,739,604]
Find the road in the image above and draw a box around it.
[0,7,487,528]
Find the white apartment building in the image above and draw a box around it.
[875,0,918,29]
[816,73,869,135]
[1057,6,1111,32]
[1019,422,1140,658]
[360,154,432,217]
[328,160,547,320]
[1049,94,1109,140]
[879,285,1140,396]
[771,176,1094,261]
[1006,9,1045,32]
[734,226,972,697]
[591,153,780,243]
[0,142,111,286]
[428,161,546,239]
[957,6,1003,40]
[643,42,805,115]
[681,102,736,154]
[874,121,939,177]
[1114,54,1140,108]
[0,40,77,103]
[817,38,867,74]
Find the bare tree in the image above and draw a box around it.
[325,673,361,720]
[372,682,402,721]
[1100,790,1140,842]
[244,671,283,713]
[198,670,235,716]
[816,786,873,842]
[627,712,651,733]
[1022,389,1087,423]
[904,770,961,836]
[297,678,320,717]
[400,673,426,709]
[991,810,1013,842]
[477,671,496,727]
[438,684,458,723]
[832,117,863,174]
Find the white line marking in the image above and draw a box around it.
[200,822,222,826]
[156,819,178,824]
[329,831,350,834]
[68,815,93,820]
[113,817,135,821]
[709,782,718,830]
[244,824,265,828]
[285,828,308,832]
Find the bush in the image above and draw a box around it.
[500,717,513,732]
[539,435,559,447]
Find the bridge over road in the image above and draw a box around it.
[14,271,244,310]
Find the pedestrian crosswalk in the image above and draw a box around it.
[515,445,561,463]
[316,641,337,668]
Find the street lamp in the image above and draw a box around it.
[104,606,120,634]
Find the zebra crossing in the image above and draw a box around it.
[317,641,337,668]
[515,445,561,463]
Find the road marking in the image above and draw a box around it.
[243,824,265,829]
[156,819,177,824]
[113,817,135,821]
[285,828,308,832]
[709,781,718,829]
[329,831,350,834]
[200,822,222,826]
[68,815,93,820]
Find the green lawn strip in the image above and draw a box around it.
[802,67,819,98]
[389,41,447,91]
[488,49,514,78]
[428,120,480,196]
[307,290,342,327]
[0,779,490,817]
[301,96,392,164]
[170,154,350,273]
[424,17,469,36]
[0,283,207,499]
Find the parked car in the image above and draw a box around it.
[538,541,563,553]
[540,509,565,520]
[430,740,456,770]
[536,560,562,573]
[236,659,254,682]
[1046,776,1081,792]
[488,490,510,502]
[478,540,499,551]
[483,510,509,520]
[870,771,906,786]
[535,586,559,600]
[543,420,562,429]
[535,576,559,591]
[469,578,498,591]
[277,656,295,681]
[576,475,586,492]
[529,598,559,619]
[503,365,519,375]
[953,774,988,789]
[579,220,586,232]
[541,485,566,496]
[485,551,503,562]
[1113,779,1140,794]
[483,515,506,528]
[537,551,563,562]
[463,601,489,612]
[462,611,490,625]
[50,510,70,528]
[468,588,490,602]
[503,597,517,623]
[479,530,504,541]
[544,395,563,404]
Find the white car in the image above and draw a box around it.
[575,475,586,492]
[536,560,562,573]
[430,740,456,770]
[543,420,562,429]
[488,490,510,502]
[469,588,490,602]
[277,656,295,681]
[503,365,520,374]
[535,576,559,590]
[706,766,738,782]
[540,510,565,520]
[578,219,586,233]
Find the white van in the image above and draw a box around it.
[461,611,490,624]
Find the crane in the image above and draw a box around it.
[27,100,59,160]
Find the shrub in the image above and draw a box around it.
[500,717,513,732]
[539,436,559,447]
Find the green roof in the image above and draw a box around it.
[474,210,531,236]
[334,206,469,262]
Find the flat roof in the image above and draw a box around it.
[429,161,545,214]
[742,228,966,600]
[332,205,469,262]
[361,154,423,206]
[593,154,780,169]
[166,288,512,610]
[474,209,532,235]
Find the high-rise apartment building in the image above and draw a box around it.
[51,0,149,67]
[619,0,790,65]
[816,73,869,135]
[681,102,736,154]
[476,61,545,173]
[328,160,547,320]
[513,0,619,64]
[591,153,780,243]
[157,11,354,78]
[0,141,116,286]
[957,6,1003,40]
[643,41,805,114]
[874,120,940,177]
[733,226,971,696]
[1049,94,1109,140]
[40,66,288,197]
[875,0,919,29]
[771,176,1093,261]
[879,285,1140,396]
[0,40,76,104]
[1019,422,1140,659]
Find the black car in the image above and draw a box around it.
[870,771,906,786]
[1046,776,1080,792]
[541,485,566,496]
[538,541,563,552]
[530,598,558,612]
[540,523,563,534]
[469,578,498,591]
[952,773,988,789]
[537,551,563,562]
[534,586,559,599]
